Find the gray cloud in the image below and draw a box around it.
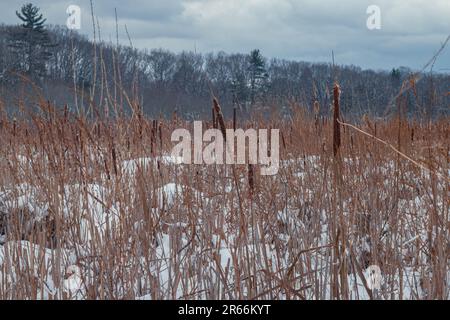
[0,0,449,71]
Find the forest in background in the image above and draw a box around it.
[0,4,449,120]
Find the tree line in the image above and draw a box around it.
[0,3,448,120]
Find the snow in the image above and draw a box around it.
[63,265,84,300]
[61,183,120,245]
[120,155,184,177]
[0,241,76,299]
[0,183,50,221]
[0,154,448,300]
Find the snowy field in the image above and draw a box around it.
[1,151,448,300]
[0,116,448,300]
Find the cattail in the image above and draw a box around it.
[104,158,110,180]
[64,104,69,122]
[281,131,286,151]
[159,122,163,150]
[111,143,118,176]
[212,106,217,129]
[152,119,158,136]
[362,113,369,124]
[104,97,109,119]
[96,122,101,138]
[233,105,237,131]
[313,100,320,116]
[151,119,157,156]
[137,104,143,140]
[213,97,227,141]
[333,83,341,157]
[248,164,255,196]
[172,108,178,125]
[314,100,320,129]
[47,100,54,123]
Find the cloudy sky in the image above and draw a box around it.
[1,0,449,71]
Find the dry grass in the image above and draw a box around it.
[0,95,448,300]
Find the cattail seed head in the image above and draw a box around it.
[333,83,341,157]
[213,97,227,141]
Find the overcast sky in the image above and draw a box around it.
[1,0,449,71]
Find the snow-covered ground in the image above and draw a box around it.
[0,154,448,300]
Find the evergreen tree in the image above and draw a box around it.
[248,49,268,104]
[8,3,54,79]
[390,68,401,87]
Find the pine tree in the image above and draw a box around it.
[390,68,401,86]
[8,3,54,79]
[248,49,268,105]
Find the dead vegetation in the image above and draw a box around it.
[0,94,448,299]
